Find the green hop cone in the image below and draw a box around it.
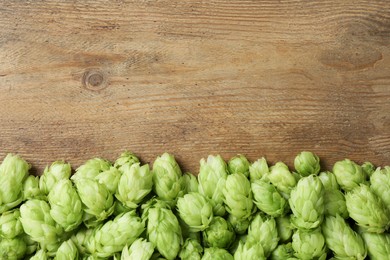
[0,209,23,238]
[116,163,153,209]
[246,214,279,257]
[318,171,339,190]
[361,161,375,177]
[179,238,203,260]
[40,161,71,195]
[370,166,390,210]
[291,229,327,260]
[234,240,265,260]
[202,247,233,260]
[152,153,183,206]
[202,216,235,249]
[361,232,390,260]
[249,157,269,182]
[227,214,251,235]
[147,207,182,260]
[71,158,111,182]
[140,197,171,223]
[294,151,321,177]
[323,189,348,218]
[198,155,228,216]
[177,192,213,232]
[73,178,114,225]
[251,179,287,217]
[345,184,390,233]
[71,227,94,255]
[0,154,30,213]
[322,215,367,259]
[182,172,199,193]
[55,239,79,260]
[268,162,296,197]
[227,154,250,176]
[30,249,49,260]
[88,211,145,258]
[114,151,140,173]
[333,159,366,192]
[276,216,293,243]
[121,238,154,260]
[95,166,121,194]
[48,179,83,232]
[20,199,63,252]
[0,237,27,260]
[289,175,324,230]
[23,175,45,200]
[271,243,294,260]
[223,172,253,219]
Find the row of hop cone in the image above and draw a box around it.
[0,151,390,259]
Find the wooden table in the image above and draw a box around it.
[1,0,389,174]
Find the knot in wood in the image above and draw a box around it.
[82,69,108,90]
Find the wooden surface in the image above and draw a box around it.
[1,0,390,174]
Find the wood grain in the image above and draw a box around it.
[1,0,390,174]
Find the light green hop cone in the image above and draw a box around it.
[249,157,269,182]
[182,172,199,194]
[361,231,390,260]
[87,211,145,258]
[292,229,327,260]
[275,215,293,243]
[23,175,45,200]
[71,227,94,255]
[55,239,79,260]
[48,179,83,232]
[223,172,254,219]
[323,189,348,218]
[116,163,153,209]
[294,151,321,177]
[227,214,251,235]
[152,153,183,206]
[202,247,233,260]
[0,154,30,213]
[0,237,27,260]
[147,207,182,260]
[345,184,390,233]
[246,213,279,257]
[271,243,295,260]
[198,155,228,216]
[121,238,154,260]
[370,166,390,210]
[177,192,213,232]
[71,158,111,182]
[227,154,250,177]
[318,171,340,190]
[73,178,115,225]
[19,199,63,253]
[95,166,121,194]
[40,161,71,195]
[234,240,266,260]
[268,162,297,197]
[114,151,140,173]
[289,175,324,230]
[251,179,287,217]
[202,216,235,249]
[322,215,367,260]
[0,208,23,239]
[333,159,366,192]
[179,238,203,260]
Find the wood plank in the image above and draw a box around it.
[1,0,390,174]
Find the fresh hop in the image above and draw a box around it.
[1,151,390,259]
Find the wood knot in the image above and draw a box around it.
[82,69,108,90]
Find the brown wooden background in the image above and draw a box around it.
[1,0,389,175]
